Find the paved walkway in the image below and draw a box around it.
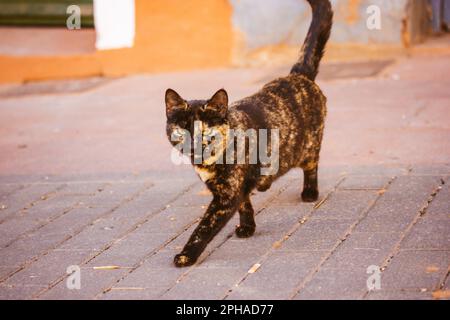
[0,54,449,300]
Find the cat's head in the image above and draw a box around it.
[165,88,229,163]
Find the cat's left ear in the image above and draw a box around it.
[207,89,228,117]
[165,88,186,117]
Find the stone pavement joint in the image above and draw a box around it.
[361,176,448,299]
[0,183,66,225]
[288,176,395,299]
[142,177,296,299]
[223,176,346,300]
[33,180,197,299]
[0,182,110,249]
[0,181,153,286]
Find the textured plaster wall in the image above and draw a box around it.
[231,0,430,51]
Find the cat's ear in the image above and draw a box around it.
[207,89,228,117]
[165,88,186,116]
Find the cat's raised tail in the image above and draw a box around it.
[290,0,333,81]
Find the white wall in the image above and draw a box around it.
[94,0,135,50]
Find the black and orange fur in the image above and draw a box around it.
[165,0,333,267]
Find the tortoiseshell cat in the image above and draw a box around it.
[165,0,333,267]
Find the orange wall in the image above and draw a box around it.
[0,0,233,83]
[100,0,233,76]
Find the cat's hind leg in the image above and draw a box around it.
[235,194,256,238]
[301,165,319,202]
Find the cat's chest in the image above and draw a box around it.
[194,165,216,182]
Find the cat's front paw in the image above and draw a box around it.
[301,188,319,202]
[174,253,196,267]
[235,224,256,238]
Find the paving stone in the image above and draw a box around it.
[46,210,236,300]
[101,249,186,299]
[160,204,309,284]
[0,184,23,199]
[101,220,238,300]
[87,233,175,268]
[426,181,450,220]
[110,255,183,288]
[135,206,203,235]
[159,201,320,299]
[271,181,310,206]
[76,206,204,268]
[366,289,434,300]
[311,190,378,220]
[0,218,40,248]
[0,266,18,280]
[0,184,105,248]
[410,164,450,175]
[0,183,64,222]
[0,206,111,267]
[3,249,95,289]
[255,205,311,239]
[80,181,150,208]
[0,248,39,270]
[126,190,196,212]
[58,182,108,196]
[250,177,293,210]
[38,267,125,300]
[380,250,450,291]
[197,240,270,270]
[293,267,368,300]
[101,248,191,299]
[272,175,342,206]
[149,178,198,194]
[355,175,442,233]
[57,192,200,253]
[227,251,324,300]
[401,219,450,250]
[69,208,203,252]
[0,284,47,300]
[339,175,392,190]
[101,287,165,300]
[41,248,180,300]
[321,232,400,269]
[56,186,181,251]
[333,166,409,177]
[281,219,352,251]
[354,214,417,233]
[162,267,246,300]
[26,183,150,255]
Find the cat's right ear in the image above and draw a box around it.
[165,89,186,117]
